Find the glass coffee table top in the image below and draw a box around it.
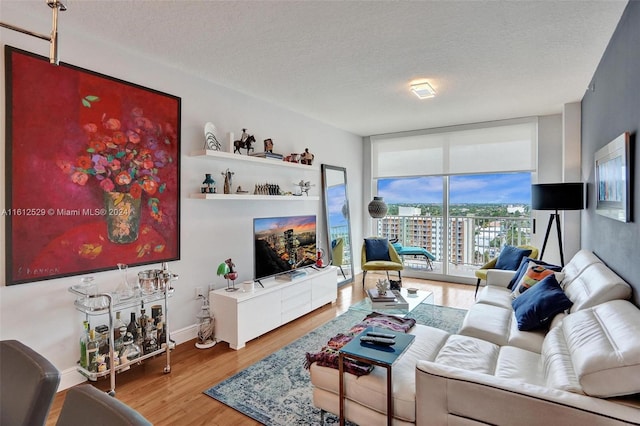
[349,288,433,317]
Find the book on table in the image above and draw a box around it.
[367,288,396,301]
[367,289,409,310]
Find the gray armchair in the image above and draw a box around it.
[56,384,152,426]
[0,339,61,426]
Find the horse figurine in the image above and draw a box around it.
[233,134,256,154]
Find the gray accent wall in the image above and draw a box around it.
[581,1,640,306]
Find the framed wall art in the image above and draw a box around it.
[595,132,631,223]
[4,46,181,285]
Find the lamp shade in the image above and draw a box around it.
[531,183,584,211]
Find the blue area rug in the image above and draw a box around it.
[204,303,466,425]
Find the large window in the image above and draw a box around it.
[371,119,536,281]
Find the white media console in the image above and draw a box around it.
[209,266,338,349]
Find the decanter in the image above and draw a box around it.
[115,263,136,301]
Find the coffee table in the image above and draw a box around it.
[349,288,433,317]
[338,326,415,426]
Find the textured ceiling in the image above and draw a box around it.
[1,1,628,136]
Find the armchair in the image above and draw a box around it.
[361,237,403,287]
[331,238,346,279]
[1,339,61,426]
[474,244,538,297]
[56,384,152,426]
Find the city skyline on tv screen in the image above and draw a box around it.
[253,215,316,280]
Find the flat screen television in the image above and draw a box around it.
[253,215,317,281]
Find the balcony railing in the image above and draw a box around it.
[379,215,532,273]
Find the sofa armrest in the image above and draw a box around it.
[485,269,516,288]
[415,361,640,426]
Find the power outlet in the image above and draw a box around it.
[195,286,204,299]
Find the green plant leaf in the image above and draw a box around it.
[85,95,100,102]
[82,99,91,108]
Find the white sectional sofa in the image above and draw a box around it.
[309,250,640,425]
[458,250,633,353]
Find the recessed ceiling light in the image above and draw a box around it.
[410,81,436,99]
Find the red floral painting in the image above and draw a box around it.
[4,46,181,285]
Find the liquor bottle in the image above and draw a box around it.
[79,320,90,368]
[138,302,148,330]
[113,312,126,354]
[135,327,144,354]
[157,321,166,349]
[95,324,109,355]
[144,318,158,353]
[87,329,99,372]
[127,312,138,341]
[113,311,125,340]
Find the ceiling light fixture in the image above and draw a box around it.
[0,0,67,65]
[410,81,436,99]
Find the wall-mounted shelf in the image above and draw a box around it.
[189,193,319,201]
[190,149,320,171]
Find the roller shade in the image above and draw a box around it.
[372,120,537,178]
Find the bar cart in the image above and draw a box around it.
[69,280,174,396]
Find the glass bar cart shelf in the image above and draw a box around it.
[68,286,174,395]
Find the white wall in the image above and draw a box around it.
[0,8,363,389]
[533,114,563,263]
[533,110,583,266]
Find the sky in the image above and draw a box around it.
[377,173,532,204]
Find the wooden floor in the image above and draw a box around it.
[45,274,475,425]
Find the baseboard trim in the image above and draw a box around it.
[58,323,199,391]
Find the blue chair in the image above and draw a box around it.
[391,241,435,270]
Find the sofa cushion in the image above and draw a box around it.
[509,257,563,290]
[563,263,631,313]
[495,245,532,270]
[505,318,546,353]
[458,303,511,347]
[561,249,602,288]
[495,346,543,386]
[564,300,640,397]
[475,285,513,309]
[541,326,583,393]
[435,335,499,375]
[512,275,573,331]
[364,238,391,261]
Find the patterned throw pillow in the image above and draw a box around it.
[511,261,565,299]
[508,257,563,290]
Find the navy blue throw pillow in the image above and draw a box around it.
[365,238,391,261]
[495,245,532,270]
[508,257,563,290]
[512,274,573,331]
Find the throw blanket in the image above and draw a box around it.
[304,312,416,376]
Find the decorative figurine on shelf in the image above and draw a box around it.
[264,138,274,153]
[376,278,390,296]
[285,153,300,163]
[233,128,256,154]
[202,174,216,194]
[294,179,315,196]
[217,258,239,291]
[300,148,314,165]
[195,294,216,349]
[203,122,222,150]
[221,168,234,194]
[236,186,249,194]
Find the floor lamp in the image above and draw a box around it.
[531,183,584,266]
